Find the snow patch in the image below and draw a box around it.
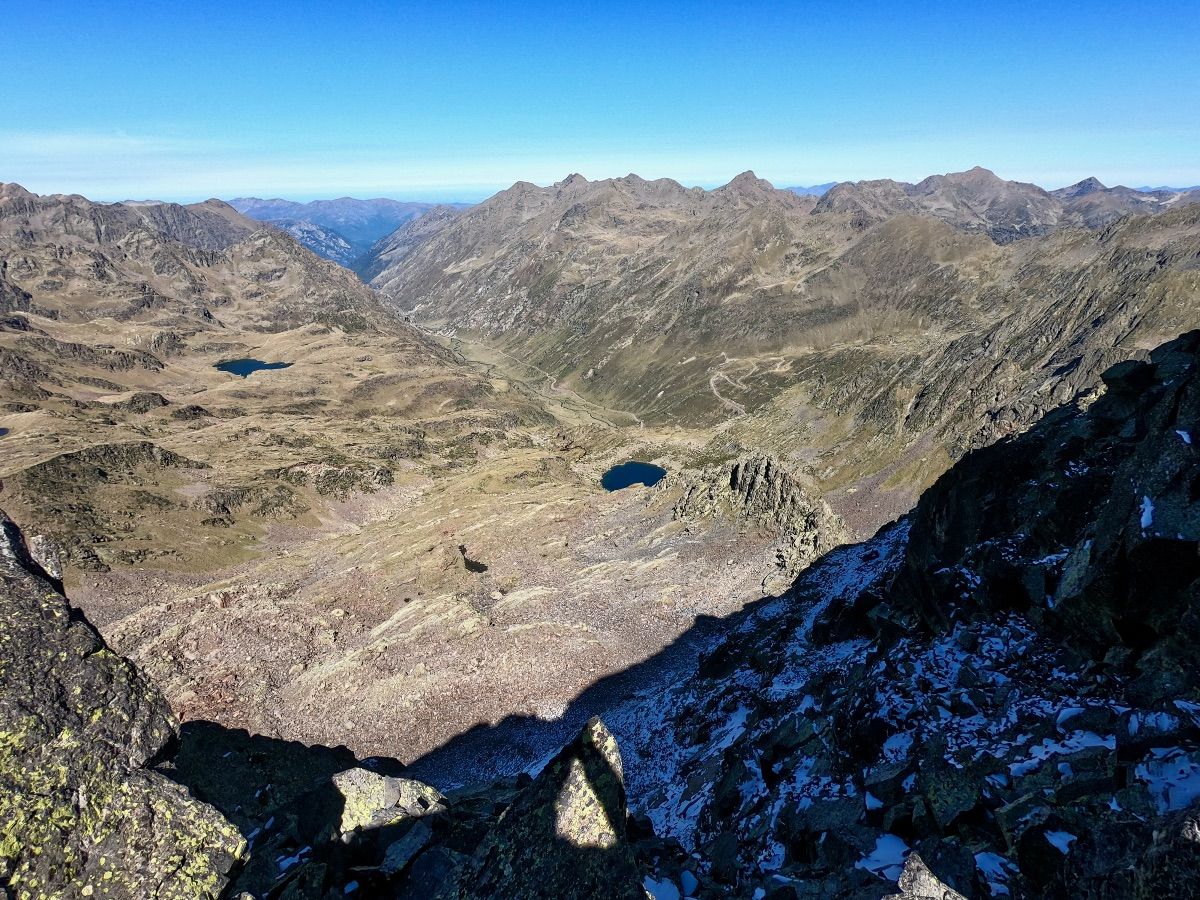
[854,833,909,881]
[1141,495,1155,530]
[1044,830,1077,854]
[1135,748,1200,813]
[975,852,1018,896]
[643,876,681,900]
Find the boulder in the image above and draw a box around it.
[331,767,446,834]
[435,717,645,899]
[883,853,968,900]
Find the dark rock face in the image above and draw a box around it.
[0,509,244,897]
[893,330,1200,703]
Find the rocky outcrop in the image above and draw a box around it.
[5,442,209,571]
[674,453,847,576]
[885,854,967,900]
[0,510,244,897]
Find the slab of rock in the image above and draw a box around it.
[332,767,446,834]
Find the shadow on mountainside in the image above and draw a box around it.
[401,608,738,787]
[157,578,809,897]
[158,722,364,895]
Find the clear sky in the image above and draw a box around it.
[2,1,1197,202]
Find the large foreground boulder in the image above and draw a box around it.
[436,717,646,900]
[0,510,244,898]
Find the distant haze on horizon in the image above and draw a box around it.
[2,0,1197,202]
[7,171,1200,208]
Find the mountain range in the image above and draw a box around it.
[228,196,471,266]
[360,167,1200,526]
[3,165,1200,898]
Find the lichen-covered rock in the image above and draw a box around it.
[332,767,446,834]
[0,509,245,898]
[435,717,645,899]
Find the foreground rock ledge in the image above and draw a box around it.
[0,509,245,899]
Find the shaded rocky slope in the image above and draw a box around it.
[608,330,1200,898]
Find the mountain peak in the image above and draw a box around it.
[729,170,761,185]
[719,171,776,196]
[1053,176,1108,199]
[952,165,1002,183]
[0,183,36,202]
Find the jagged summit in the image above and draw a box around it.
[723,169,769,188]
[364,164,1200,442]
[915,164,1005,185]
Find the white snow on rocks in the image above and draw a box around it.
[854,833,909,880]
[643,876,682,900]
[1044,830,1077,854]
[1135,748,1200,813]
[1008,732,1115,777]
[974,852,1018,896]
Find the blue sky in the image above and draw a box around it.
[1,1,1197,201]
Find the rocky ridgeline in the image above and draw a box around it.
[610,331,1200,898]
[673,453,847,581]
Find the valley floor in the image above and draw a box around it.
[68,400,786,780]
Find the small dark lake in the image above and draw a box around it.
[0,428,8,437]
[601,460,667,491]
[214,358,293,378]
